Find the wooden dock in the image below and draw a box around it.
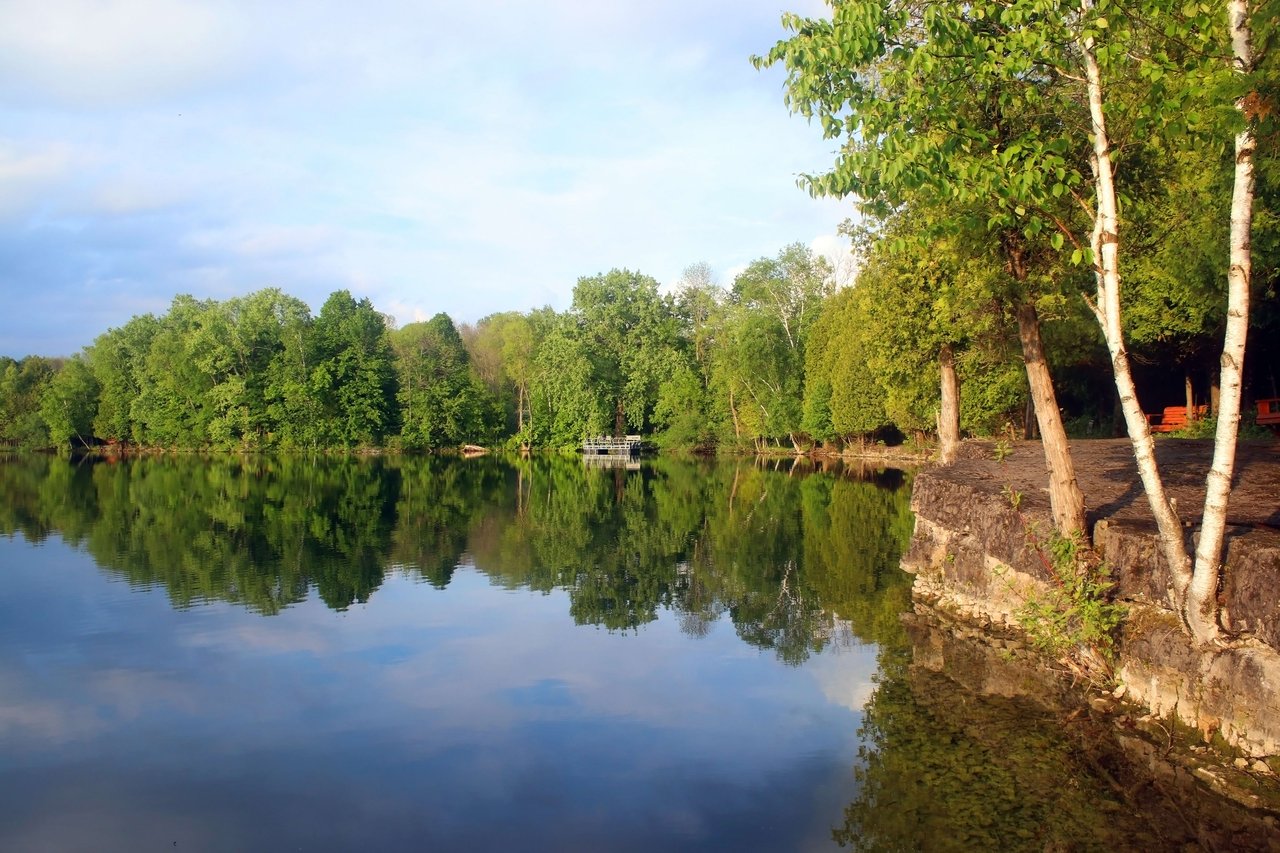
[582,435,644,457]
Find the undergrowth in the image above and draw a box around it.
[999,488,1127,682]
[1169,413,1273,441]
[1017,529,1126,672]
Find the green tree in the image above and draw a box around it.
[806,284,892,446]
[39,357,100,450]
[463,310,545,443]
[719,243,833,450]
[529,314,602,446]
[711,300,802,448]
[262,295,319,449]
[0,356,56,448]
[196,289,315,449]
[86,314,160,445]
[756,1,1091,533]
[393,313,500,449]
[129,295,223,446]
[309,291,398,448]
[570,269,683,436]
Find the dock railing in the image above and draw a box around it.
[582,435,643,456]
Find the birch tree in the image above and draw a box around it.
[1188,0,1260,641]
[759,0,1267,641]
[1060,0,1260,641]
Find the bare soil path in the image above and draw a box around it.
[946,438,1280,530]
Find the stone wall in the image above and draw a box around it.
[902,464,1280,760]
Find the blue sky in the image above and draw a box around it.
[0,0,853,358]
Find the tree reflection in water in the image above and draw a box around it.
[0,453,914,661]
[2,453,1269,848]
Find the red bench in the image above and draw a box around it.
[1146,405,1207,433]
[1257,398,1280,428]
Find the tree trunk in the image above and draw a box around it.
[938,343,961,465]
[1185,373,1196,415]
[1080,19,1194,618]
[1190,0,1256,643]
[728,387,741,440]
[1211,380,1221,416]
[1015,300,1086,537]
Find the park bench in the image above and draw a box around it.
[1146,405,1207,433]
[1257,398,1280,429]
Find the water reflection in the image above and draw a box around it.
[839,610,1280,852]
[1,454,1265,850]
[0,454,914,658]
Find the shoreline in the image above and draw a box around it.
[899,437,1280,796]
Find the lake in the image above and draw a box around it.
[0,454,1198,850]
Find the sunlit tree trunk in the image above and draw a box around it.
[1015,299,1086,537]
[938,343,960,465]
[1079,14,1194,617]
[1190,0,1257,643]
[728,387,742,441]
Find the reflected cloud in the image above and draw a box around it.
[807,645,880,713]
[0,456,913,850]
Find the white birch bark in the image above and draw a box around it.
[1189,0,1256,642]
[1079,7,1195,613]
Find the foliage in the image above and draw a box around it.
[1015,530,1127,669]
[0,356,57,448]
[308,291,399,448]
[804,285,889,442]
[393,313,501,449]
[39,357,100,450]
[837,642,1167,851]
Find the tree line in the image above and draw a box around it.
[2,224,1273,455]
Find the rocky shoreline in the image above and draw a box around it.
[900,438,1280,833]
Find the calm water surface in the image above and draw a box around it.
[0,455,1173,851]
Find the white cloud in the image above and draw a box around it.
[0,141,74,217]
[0,0,858,355]
[807,644,880,713]
[0,0,249,105]
[810,232,859,288]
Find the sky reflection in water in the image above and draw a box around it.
[0,456,899,852]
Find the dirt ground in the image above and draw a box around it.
[944,437,1280,530]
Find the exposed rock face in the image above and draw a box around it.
[904,439,1280,760]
